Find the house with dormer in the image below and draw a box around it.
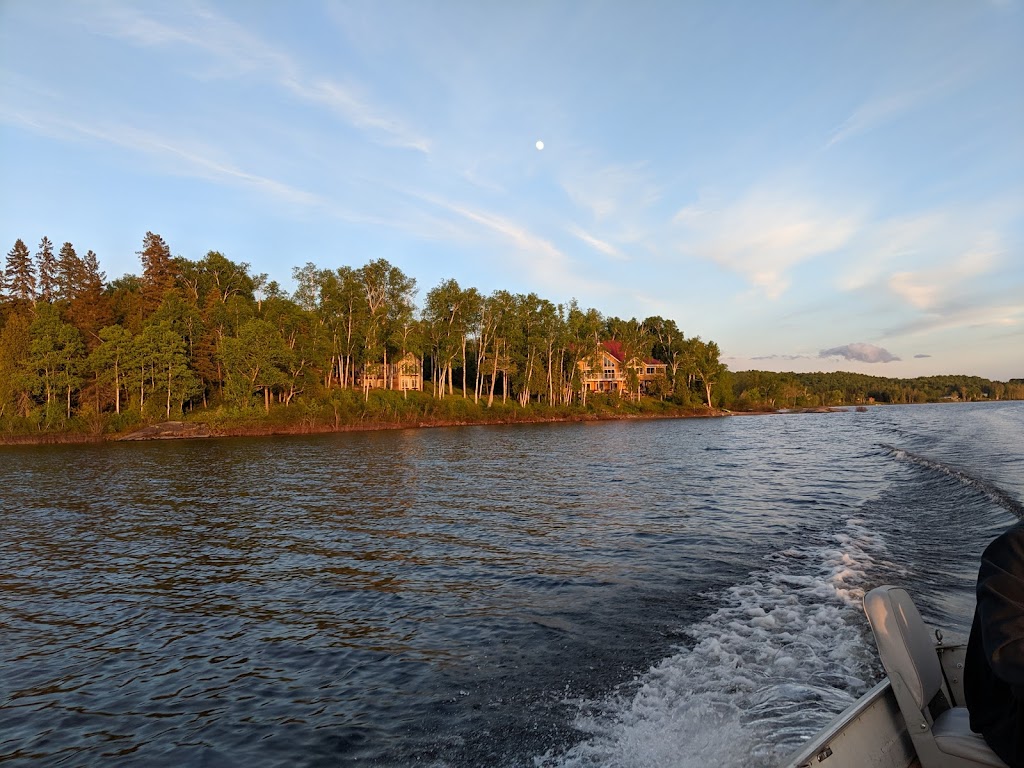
[578,340,667,395]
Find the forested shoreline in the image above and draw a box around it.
[1,232,1020,443]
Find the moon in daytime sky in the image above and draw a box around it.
[535,140,544,150]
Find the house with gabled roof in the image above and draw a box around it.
[357,352,423,391]
[578,340,667,395]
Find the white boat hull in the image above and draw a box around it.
[781,643,967,768]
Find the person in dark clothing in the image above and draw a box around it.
[966,520,1024,768]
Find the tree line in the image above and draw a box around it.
[0,233,727,432]
[729,369,1024,410]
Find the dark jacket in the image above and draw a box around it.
[966,521,1024,768]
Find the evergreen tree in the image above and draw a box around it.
[138,231,176,314]
[36,237,58,303]
[82,250,105,289]
[56,241,86,301]
[106,274,144,334]
[69,249,112,349]
[5,239,36,303]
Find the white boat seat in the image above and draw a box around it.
[932,708,1007,766]
[864,586,1008,768]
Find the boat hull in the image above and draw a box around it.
[781,643,967,768]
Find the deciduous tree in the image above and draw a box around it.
[222,318,290,412]
[90,325,133,414]
[24,303,85,420]
[0,312,32,418]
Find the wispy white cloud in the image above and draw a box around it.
[283,79,430,153]
[410,192,609,296]
[560,162,661,222]
[673,189,860,299]
[827,93,918,149]
[749,353,816,361]
[825,79,951,149]
[88,2,430,152]
[835,214,1009,337]
[886,232,1001,311]
[0,101,329,210]
[87,2,293,77]
[568,225,626,261]
[885,302,1024,338]
[837,212,946,293]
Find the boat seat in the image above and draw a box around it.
[864,586,1008,768]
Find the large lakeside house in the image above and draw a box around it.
[579,340,667,395]
[357,352,424,391]
[355,343,664,397]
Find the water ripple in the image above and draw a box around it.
[1,403,1021,766]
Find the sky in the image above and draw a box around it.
[1,1,1022,380]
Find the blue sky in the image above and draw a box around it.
[1,1,1022,380]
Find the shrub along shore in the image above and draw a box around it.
[0,390,730,446]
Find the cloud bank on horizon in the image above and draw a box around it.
[0,1,1021,380]
[820,343,900,364]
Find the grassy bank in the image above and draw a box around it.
[0,389,726,445]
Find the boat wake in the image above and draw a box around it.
[537,519,888,768]
[882,444,1024,520]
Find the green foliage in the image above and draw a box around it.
[23,303,86,423]
[5,238,36,302]
[729,370,1023,410]
[35,237,57,303]
[0,312,32,418]
[221,318,290,411]
[1,230,1021,439]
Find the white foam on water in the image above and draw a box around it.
[536,520,890,768]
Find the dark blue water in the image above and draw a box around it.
[1,402,1022,767]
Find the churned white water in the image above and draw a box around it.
[543,519,888,768]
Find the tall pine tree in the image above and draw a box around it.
[36,237,57,303]
[5,239,36,303]
[138,231,176,315]
[70,249,112,349]
[56,241,85,301]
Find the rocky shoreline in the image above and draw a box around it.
[118,421,213,441]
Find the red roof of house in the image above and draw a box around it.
[601,339,626,362]
[601,340,663,366]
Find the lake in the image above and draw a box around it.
[2,402,1022,767]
